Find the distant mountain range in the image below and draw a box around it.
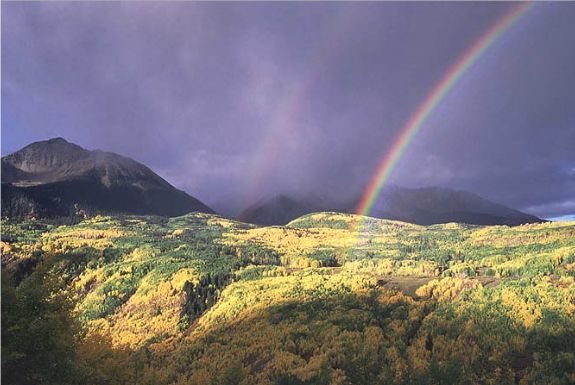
[1,138,213,219]
[368,185,542,226]
[238,195,324,226]
[239,186,541,226]
[2,137,542,226]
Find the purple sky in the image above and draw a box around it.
[2,2,574,218]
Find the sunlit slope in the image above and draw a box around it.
[2,212,574,384]
[144,270,575,384]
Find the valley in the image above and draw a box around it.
[4,2,575,384]
[2,212,574,384]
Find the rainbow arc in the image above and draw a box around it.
[356,2,534,218]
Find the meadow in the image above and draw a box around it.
[2,212,574,385]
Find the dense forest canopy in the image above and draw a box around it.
[2,212,574,385]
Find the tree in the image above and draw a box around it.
[2,269,81,385]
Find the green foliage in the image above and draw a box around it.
[179,272,234,330]
[1,269,82,385]
[2,212,574,384]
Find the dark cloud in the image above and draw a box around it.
[2,2,574,218]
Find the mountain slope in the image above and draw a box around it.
[239,186,541,226]
[1,138,213,218]
[2,212,573,385]
[370,185,541,226]
[238,195,321,226]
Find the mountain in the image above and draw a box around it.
[1,137,213,218]
[3,211,573,384]
[238,195,323,226]
[239,186,541,226]
[369,185,541,226]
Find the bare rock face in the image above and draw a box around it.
[2,138,213,219]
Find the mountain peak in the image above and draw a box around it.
[28,137,82,150]
[1,138,214,218]
[238,194,327,226]
[46,137,69,144]
[239,187,541,226]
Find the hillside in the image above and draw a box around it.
[2,212,574,384]
[369,185,542,226]
[239,186,541,226]
[1,138,213,218]
[238,195,327,226]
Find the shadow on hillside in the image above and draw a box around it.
[3,271,574,385]
[132,290,574,385]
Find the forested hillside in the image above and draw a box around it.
[2,212,574,385]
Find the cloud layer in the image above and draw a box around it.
[2,2,574,217]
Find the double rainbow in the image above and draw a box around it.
[356,2,534,217]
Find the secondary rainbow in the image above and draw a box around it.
[356,2,534,217]
[242,8,349,211]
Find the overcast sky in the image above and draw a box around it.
[2,2,574,218]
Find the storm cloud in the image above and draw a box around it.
[2,2,574,217]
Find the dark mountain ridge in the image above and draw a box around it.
[369,185,541,226]
[1,138,213,219]
[239,186,542,226]
[238,195,323,226]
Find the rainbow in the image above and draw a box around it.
[356,2,534,217]
[242,8,348,210]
